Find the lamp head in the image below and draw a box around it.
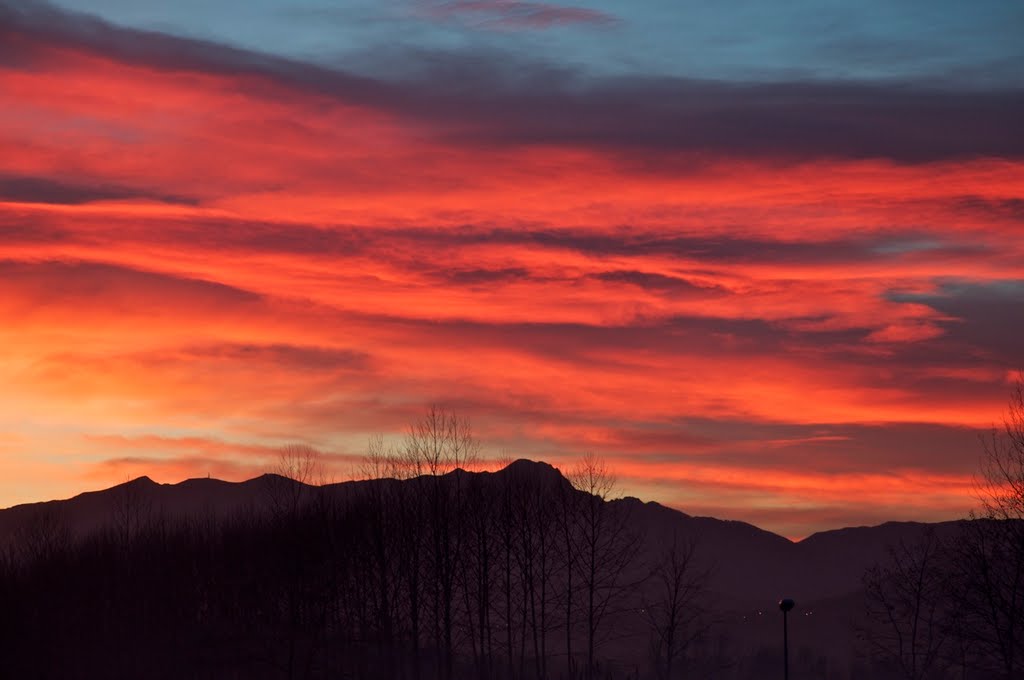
[779,598,795,612]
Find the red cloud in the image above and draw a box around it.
[0,3,1021,537]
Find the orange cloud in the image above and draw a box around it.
[0,17,1020,537]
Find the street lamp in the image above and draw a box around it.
[779,598,795,680]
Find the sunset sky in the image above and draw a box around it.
[1,0,1022,538]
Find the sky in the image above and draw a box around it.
[1,0,1022,539]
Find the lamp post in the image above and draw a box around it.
[779,598,795,680]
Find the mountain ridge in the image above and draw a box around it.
[0,458,968,605]
[1,459,954,546]
[0,457,986,680]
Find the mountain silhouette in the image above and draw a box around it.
[0,459,959,602]
[0,459,972,679]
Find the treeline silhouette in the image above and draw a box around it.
[0,410,710,680]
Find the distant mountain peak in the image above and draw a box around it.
[121,475,156,487]
[643,499,691,519]
[250,472,312,486]
[503,458,559,473]
[498,458,566,483]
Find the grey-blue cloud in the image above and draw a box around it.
[4,1,1023,163]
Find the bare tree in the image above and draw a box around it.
[360,433,402,480]
[267,443,325,521]
[568,453,643,680]
[264,444,330,680]
[402,406,481,680]
[856,378,1024,680]
[860,528,951,680]
[978,376,1024,522]
[643,534,709,680]
[277,442,326,483]
[950,375,1024,679]
[358,429,431,678]
[403,405,480,477]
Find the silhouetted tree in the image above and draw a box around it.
[568,453,643,680]
[949,376,1024,679]
[643,534,708,680]
[267,443,325,520]
[266,443,331,680]
[858,377,1024,680]
[403,406,480,679]
[860,528,952,680]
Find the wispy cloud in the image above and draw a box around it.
[418,0,619,29]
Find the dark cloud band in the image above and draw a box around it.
[3,1,1022,163]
